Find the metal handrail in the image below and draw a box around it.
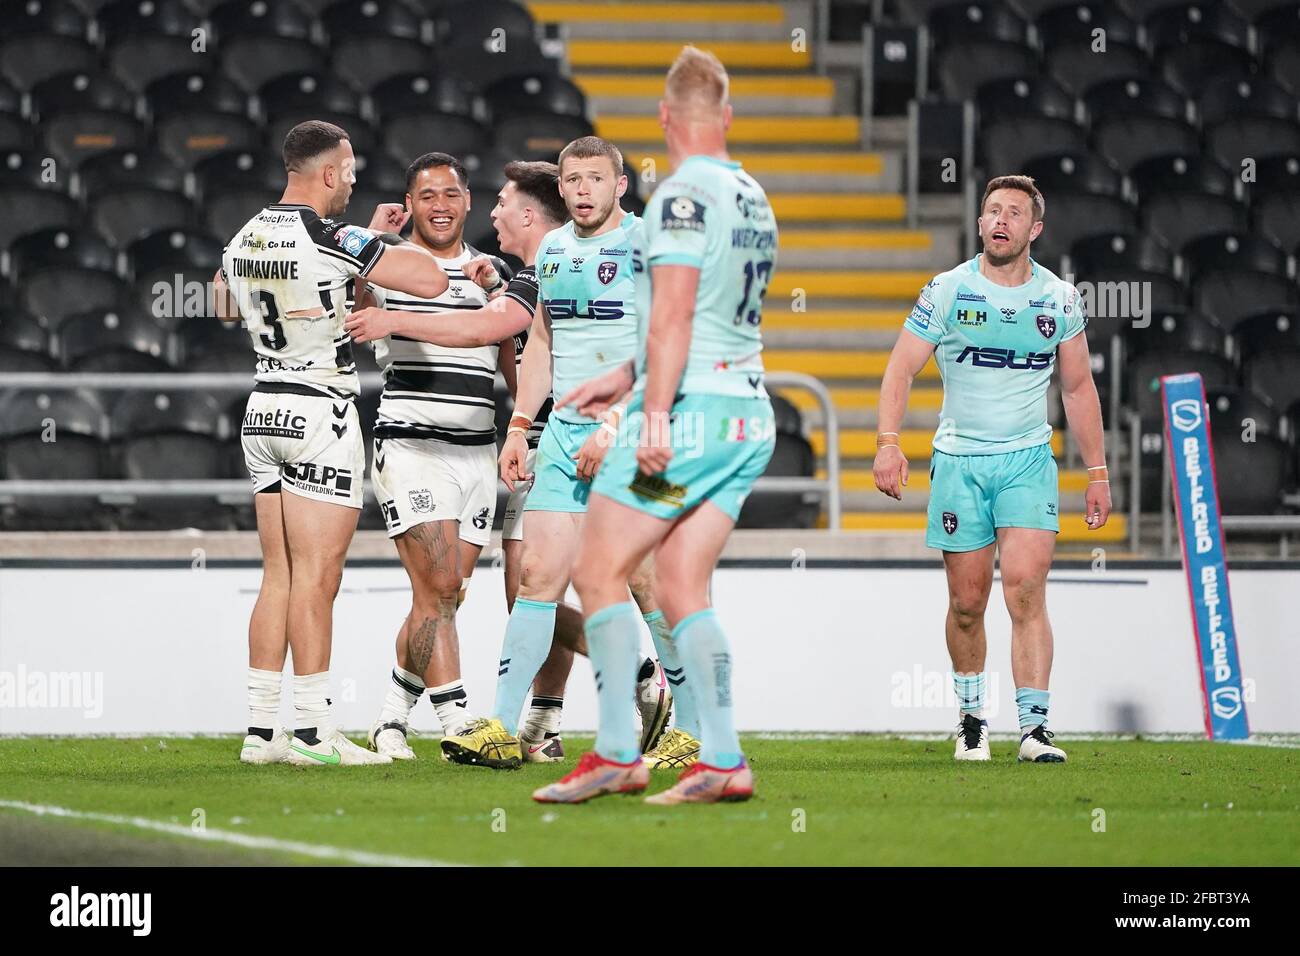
[0,370,845,529]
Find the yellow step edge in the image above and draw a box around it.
[598,115,859,144]
[831,468,1094,493]
[767,350,939,380]
[770,270,934,299]
[575,74,832,97]
[810,431,1065,458]
[781,229,932,251]
[631,152,884,175]
[568,40,810,69]
[835,512,1128,542]
[763,309,906,330]
[780,386,944,411]
[528,2,786,24]
[768,194,906,221]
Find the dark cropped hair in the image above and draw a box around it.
[282,120,350,173]
[405,151,469,192]
[503,160,567,225]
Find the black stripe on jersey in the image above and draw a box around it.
[373,422,498,445]
[389,358,494,374]
[383,368,496,401]
[254,381,354,401]
[384,301,484,312]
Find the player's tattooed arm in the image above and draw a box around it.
[873,329,936,500]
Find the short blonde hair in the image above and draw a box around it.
[665,45,729,110]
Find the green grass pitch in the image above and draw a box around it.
[0,735,1296,866]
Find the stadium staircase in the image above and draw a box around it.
[526,0,1125,545]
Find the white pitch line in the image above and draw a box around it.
[0,799,462,867]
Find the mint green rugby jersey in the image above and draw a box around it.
[904,255,1088,456]
[535,213,642,424]
[633,155,778,399]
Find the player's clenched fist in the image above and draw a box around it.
[637,410,674,475]
[872,443,909,500]
[343,306,392,343]
[367,203,410,234]
[463,256,503,296]
[499,431,531,492]
[1084,476,1111,531]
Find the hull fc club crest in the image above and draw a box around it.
[1035,313,1057,339]
[942,511,959,535]
[597,261,617,285]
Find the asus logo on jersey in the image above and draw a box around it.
[956,346,1054,369]
[547,299,625,321]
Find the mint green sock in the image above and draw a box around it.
[673,608,742,769]
[587,601,641,764]
[644,609,700,739]
[492,598,555,735]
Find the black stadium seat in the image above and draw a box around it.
[937,39,1037,100]
[57,309,171,371]
[1047,40,1148,97]
[1124,311,1233,420]
[736,432,819,529]
[146,72,249,119]
[96,0,200,41]
[1207,386,1279,441]
[1142,192,1247,252]
[433,38,555,90]
[76,148,187,199]
[176,315,251,370]
[1093,115,1198,174]
[1081,75,1187,122]
[197,151,288,241]
[1253,190,1300,253]
[221,36,326,93]
[89,186,193,247]
[40,110,144,169]
[1069,232,1173,277]
[0,0,88,41]
[1211,431,1290,513]
[0,150,59,190]
[22,266,126,330]
[0,76,20,115]
[494,112,592,163]
[928,1,1028,47]
[1181,232,1289,280]
[107,35,215,93]
[0,36,97,90]
[975,75,1075,127]
[1236,311,1300,414]
[1158,41,1255,98]
[0,185,77,250]
[208,0,314,43]
[259,72,375,153]
[332,36,433,93]
[1128,154,1234,201]
[1023,151,1123,198]
[430,0,537,50]
[321,0,426,41]
[0,307,54,371]
[980,116,1086,177]
[7,227,116,281]
[155,109,260,169]
[0,388,108,529]
[487,73,586,122]
[128,229,223,278]
[0,113,30,152]
[1208,117,1300,176]
[29,71,135,117]
[1035,1,1139,50]
[1026,192,1135,270]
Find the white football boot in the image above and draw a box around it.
[635,657,673,754]
[239,730,290,765]
[1018,725,1067,763]
[954,714,991,761]
[368,719,416,760]
[287,728,393,766]
[520,732,565,763]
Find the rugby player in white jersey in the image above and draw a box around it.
[347,147,685,769]
[356,152,518,759]
[213,120,449,766]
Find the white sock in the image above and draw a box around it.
[428,679,474,735]
[379,666,424,725]
[522,695,564,740]
[247,667,281,733]
[292,671,332,741]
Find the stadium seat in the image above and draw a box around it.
[735,432,819,529]
[1236,311,1300,413]
[493,113,592,163]
[40,110,144,169]
[928,1,1029,47]
[1211,429,1291,513]
[96,0,199,40]
[1128,154,1234,201]
[382,113,490,170]
[1192,273,1297,334]
[352,149,407,194]
[1145,1,1250,48]
[156,110,260,169]
[432,38,555,91]
[1207,386,1279,440]
[128,229,223,278]
[1207,117,1300,176]
[1142,192,1247,252]
[1081,75,1187,122]
[208,0,314,43]
[1068,231,1174,276]
[0,75,20,115]
[176,315,251,371]
[1093,115,1198,174]
[486,73,586,122]
[22,268,126,328]
[1199,75,1297,128]
[146,71,249,119]
[1047,40,1149,97]
[89,186,193,248]
[1158,41,1256,98]
[1023,151,1123,198]
[0,36,97,90]
[0,388,109,529]
[1266,36,1300,94]
[7,227,117,281]
[975,76,1075,128]
[29,71,135,118]
[1253,189,1300,253]
[0,307,54,371]
[0,185,77,250]
[979,116,1086,178]
[321,0,427,41]
[221,36,326,93]
[1124,310,1232,418]
[1181,232,1289,280]
[1034,1,1139,50]
[0,113,30,152]
[936,40,1038,100]
[1256,1,1300,45]
[194,148,283,199]
[107,35,215,93]
[0,0,88,41]
[332,36,434,93]
[429,0,537,51]
[1026,192,1135,270]
[76,148,187,202]
[57,309,171,371]
[259,72,375,153]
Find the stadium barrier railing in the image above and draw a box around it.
[0,370,844,529]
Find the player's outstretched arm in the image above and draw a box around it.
[873,329,935,500]
[555,361,635,420]
[1058,332,1111,530]
[364,239,450,301]
[211,268,241,324]
[344,294,532,347]
[498,303,553,491]
[640,264,700,474]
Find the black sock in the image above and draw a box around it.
[247,726,273,742]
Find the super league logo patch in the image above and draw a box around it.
[662,195,706,232]
[1035,313,1057,339]
[597,261,617,285]
[942,511,959,535]
[333,224,375,257]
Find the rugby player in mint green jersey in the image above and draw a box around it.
[533,46,778,805]
[873,175,1112,765]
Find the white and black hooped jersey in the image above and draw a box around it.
[503,263,551,448]
[370,244,506,445]
[221,203,384,399]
